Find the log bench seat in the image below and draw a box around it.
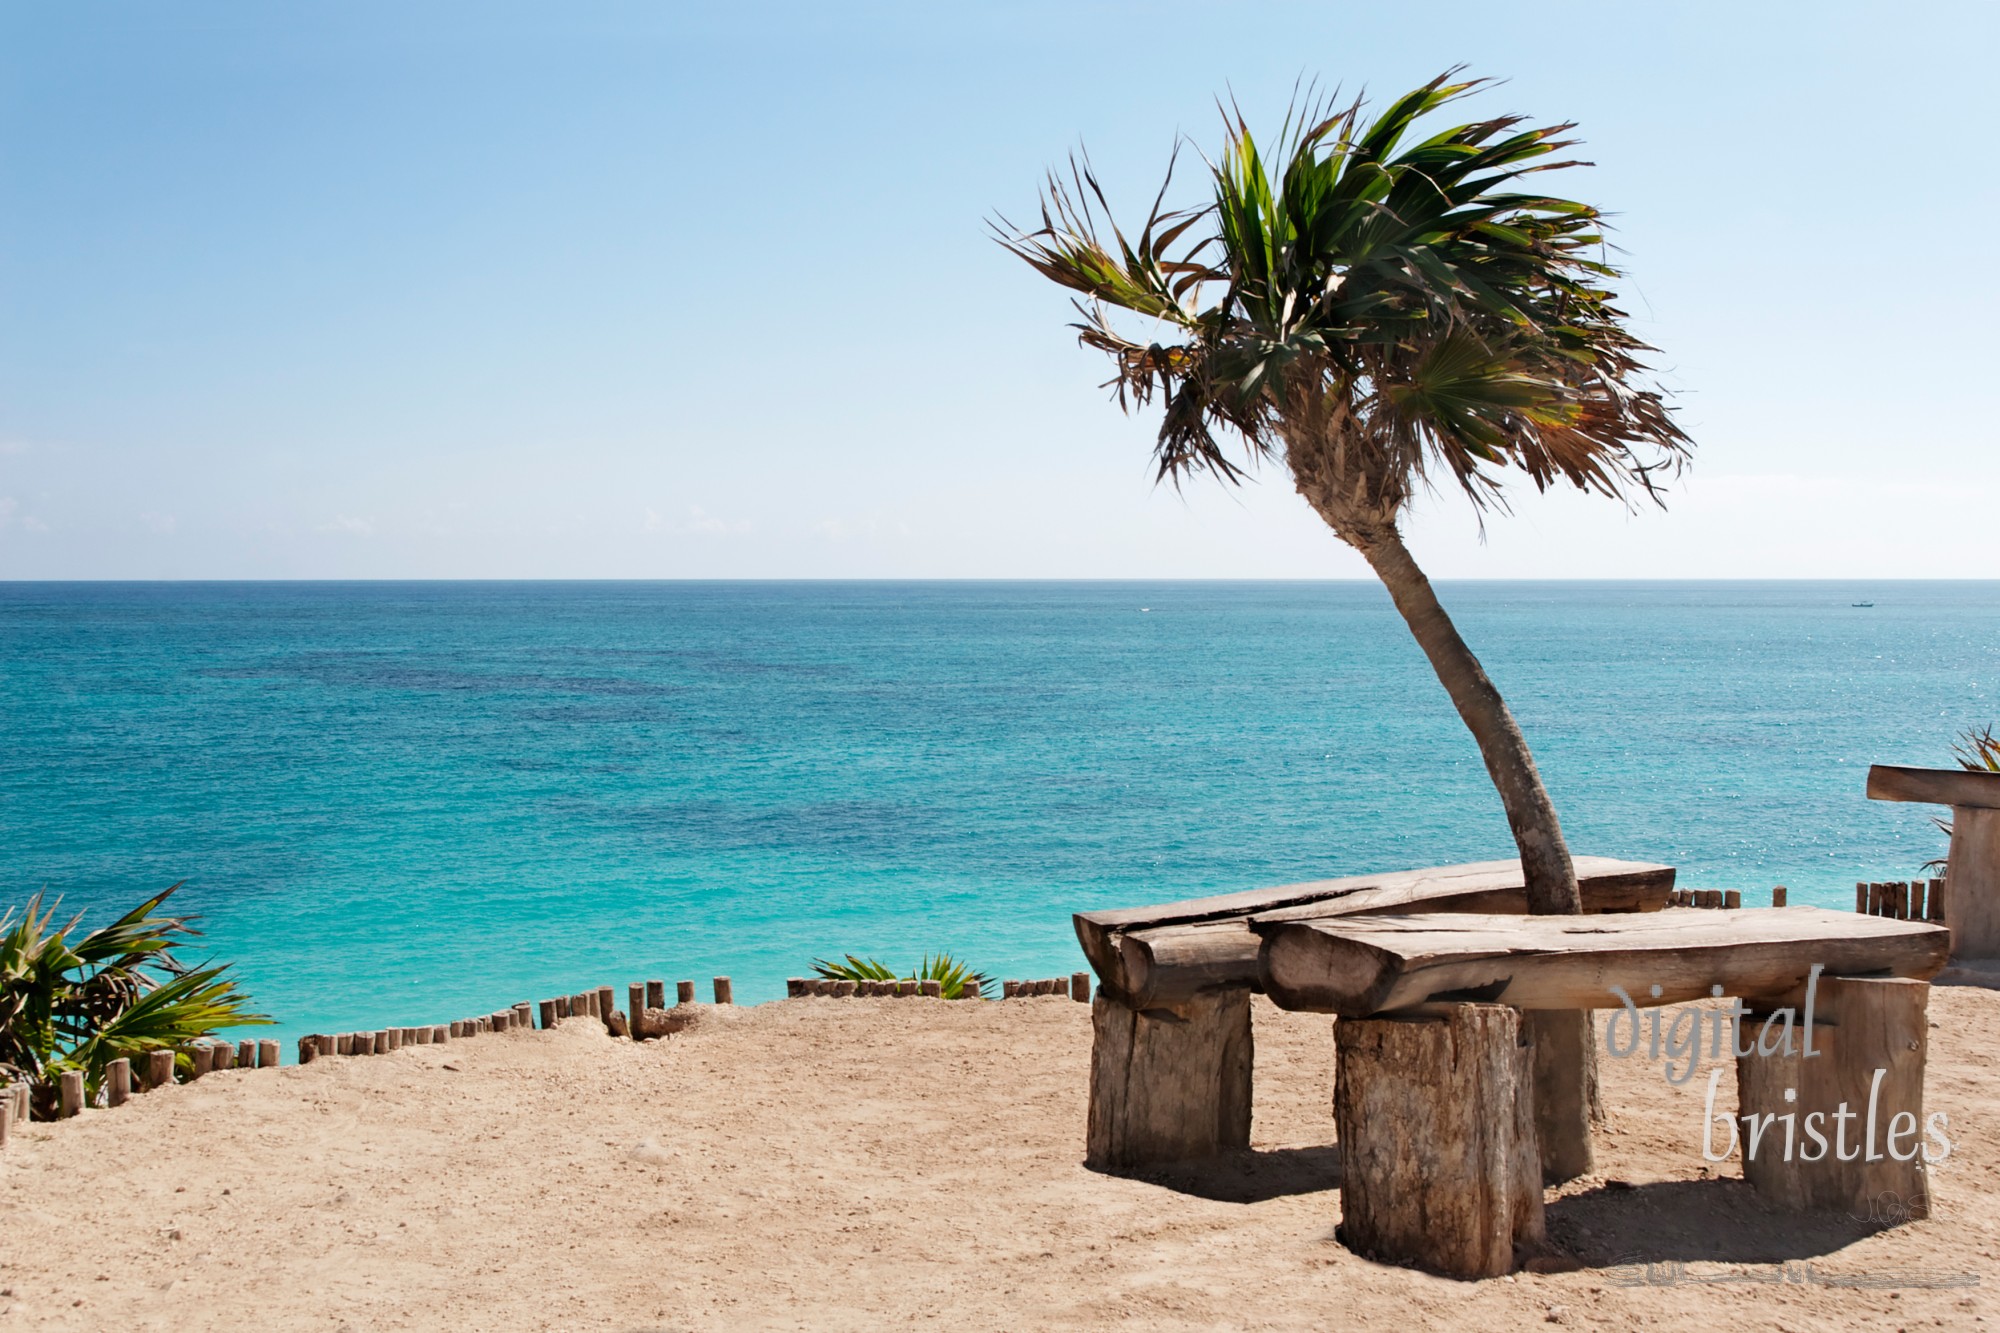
[1078,870,1952,1280]
[1077,857,1674,1173]
[1266,907,1949,1277]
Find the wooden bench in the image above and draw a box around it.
[1076,857,1674,1173]
[1252,907,1948,1278]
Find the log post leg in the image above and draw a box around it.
[1334,1003,1544,1280]
[1737,976,1931,1220]
[1524,1009,1597,1185]
[1085,987,1251,1170]
[1947,806,2000,959]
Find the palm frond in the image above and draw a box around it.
[997,69,1691,520]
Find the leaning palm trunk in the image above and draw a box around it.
[1316,508,1599,1177]
[1001,71,1691,1183]
[1349,525,1580,914]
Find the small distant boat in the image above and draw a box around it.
[1852,601,1874,608]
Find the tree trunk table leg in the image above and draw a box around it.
[1335,1003,1545,1279]
[1086,988,1252,1169]
[1524,1009,1597,1185]
[1737,976,1930,1220]
[1947,806,2000,959]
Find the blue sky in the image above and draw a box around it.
[2,1,1994,579]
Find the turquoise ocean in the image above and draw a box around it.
[3,580,1995,1048]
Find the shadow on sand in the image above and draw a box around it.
[1091,1144,1344,1205]
[1101,1157,1897,1269]
[1546,1177,1892,1267]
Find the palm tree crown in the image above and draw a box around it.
[997,71,1690,543]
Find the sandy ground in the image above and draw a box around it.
[3,988,1998,1331]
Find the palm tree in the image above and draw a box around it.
[998,72,1691,1179]
[998,71,1688,918]
[2,884,268,1118]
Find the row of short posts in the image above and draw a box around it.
[789,977,949,998]
[1669,888,1770,908]
[7,976,743,1143]
[542,977,731,1039]
[781,972,1093,1002]
[1005,974,1091,1002]
[0,1037,285,1142]
[1859,878,1946,922]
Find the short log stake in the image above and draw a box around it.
[148,1049,177,1088]
[106,1057,131,1107]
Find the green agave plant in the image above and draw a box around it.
[1,883,269,1119]
[811,952,989,1000]
[1953,724,2000,774]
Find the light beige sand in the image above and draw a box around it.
[3,989,1998,1331]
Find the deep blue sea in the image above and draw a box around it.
[3,581,1995,1047]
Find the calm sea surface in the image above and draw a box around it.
[3,581,1995,1045]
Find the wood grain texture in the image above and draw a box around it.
[1087,858,1676,1008]
[1085,989,1251,1169]
[1737,977,1930,1218]
[1257,908,1948,1017]
[1949,807,2000,959]
[1334,1004,1544,1279]
[1074,857,1674,996]
[1867,764,2000,810]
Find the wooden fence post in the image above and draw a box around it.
[786,978,806,998]
[1071,972,1091,1002]
[149,1049,177,1088]
[106,1058,131,1107]
[628,985,645,1037]
[713,977,733,1005]
[59,1070,84,1118]
[539,999,557,1030]
[676,981,695,1005]
[0,1094,9,1147]
[258,1039,279,1068]
[1773,886,1788,907]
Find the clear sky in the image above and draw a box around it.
[2,1,1993,580]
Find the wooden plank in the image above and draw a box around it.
[1100,860,1677,1009]
[1255,907,1948,1017]
[1073,856,1675,987]
[1867,764,2000,810]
